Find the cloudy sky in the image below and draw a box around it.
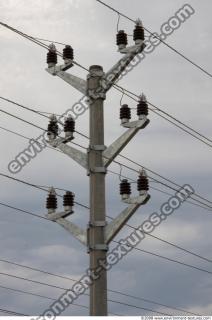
[0,0,212,316]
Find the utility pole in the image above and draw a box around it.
[87,65,107,315]
[44,20,150,316]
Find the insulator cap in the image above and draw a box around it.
[63,191,74,207]
[48,119,59,136]
[47,50,57,65]
[64,117,75,133]
[116,30,128,46]
[137,175,149,191]
[46,194,57,210]
[133,24,145,41]
[137,100,148,116]
[120,104,131,120]
[120,179,131,195]
[63,45,74,60]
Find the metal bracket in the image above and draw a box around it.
[89,221,107,227]
[90,145,106,151]
[90,167,107,174]
[89,244,108,251]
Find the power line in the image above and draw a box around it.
[0,307,28,316]
[0,284,122,316]
[0,271,169,315]
[1,200,212,278]
[0,285,121,316]
[118,153,212,207]
[0,107,47,132]
[109,168,212,213]
[113,84,212,149]
[95,0,212,79]
[0,96,87,139]
[108,289,200,316]
[0,257,200,315]
[0,284,89,311]
[54,139,212,211]
[0,21,89,72]
[1,20,212,148]
[1,161,212,265]
[1,103,211,210]
[1,20,212,151]
[114,240,212,276]
[1,104,212,211]
[0,117,211,214]
[0,173,89,210]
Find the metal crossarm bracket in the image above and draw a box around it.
[105,193,150,244]
[48,137,87,169]
[103,117,149,167]
[46,66,86,95]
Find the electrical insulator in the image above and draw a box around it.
[47,115,58,140]
[116,30,128,49]
[137,94,148,119]
[63,45,74,63]
[63,191,74,213]
[47,44,57,67]
[46,189,57,213]
[133,20,145,43]
[137,172,149,194]
[120,179,131,199]
[64,116,75,140]
[120,104,131,125]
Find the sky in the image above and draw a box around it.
[0,0,212,316]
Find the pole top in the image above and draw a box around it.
[89,65,104,76]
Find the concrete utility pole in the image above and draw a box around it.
[44,20,150,316]
[87,65,107,315]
